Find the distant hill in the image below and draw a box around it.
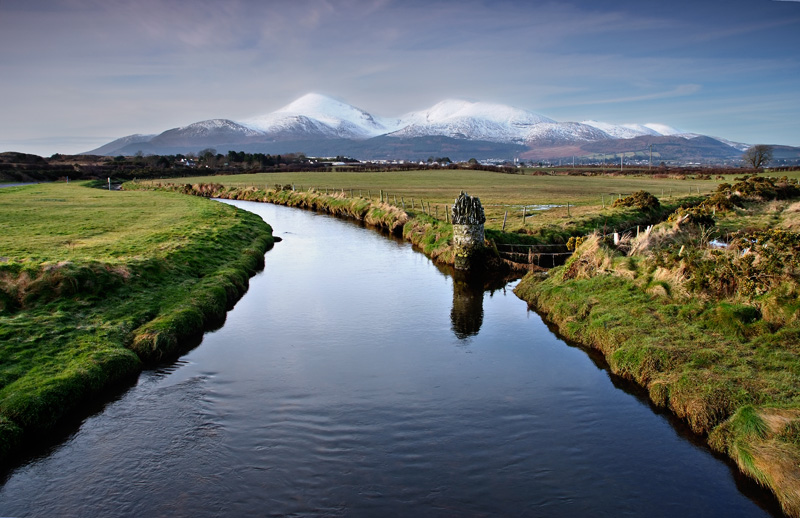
[85,93,797,164]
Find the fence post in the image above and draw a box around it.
[522,206,526,223]
[502,211,508,231]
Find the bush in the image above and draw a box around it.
[731,175,800,201]
[612,190,661,211]
[668,206,716,228]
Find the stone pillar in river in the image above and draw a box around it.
[452,191,486,271]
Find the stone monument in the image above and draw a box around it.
[451,191,486,270]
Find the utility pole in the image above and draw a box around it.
[649,144,653,170]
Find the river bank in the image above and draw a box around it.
[124,181,464,266]
[514,178,800,517]
[123,181,690,272]
[0,183,275,463]
[0,198,778,517]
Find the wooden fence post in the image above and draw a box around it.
[502,211,508,231]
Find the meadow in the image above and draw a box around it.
[0,183,274,461]
[165,168,748,238]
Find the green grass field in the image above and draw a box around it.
[0,183,274,459]
[161,169,736,234]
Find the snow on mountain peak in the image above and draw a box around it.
[391,99,556,143]
[581,120,692,139]
[243,93,398,138]
[581,120,653,139]
[234,94,710,147]
[642,123,686,136]
[403,99,554,126]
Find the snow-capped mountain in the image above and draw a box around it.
[84,93,753,163]
[243,93,401,139]
[580,120,695,139]
[581,120,657,139]
[524,122,611,144]
[390,100,555,143]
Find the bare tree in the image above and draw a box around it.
[743,144,774,169]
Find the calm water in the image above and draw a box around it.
[0,200,778,517]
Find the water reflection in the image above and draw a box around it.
[450,270,484,339]
[450,270,518,340]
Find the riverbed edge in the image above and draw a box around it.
[513,271,800,518]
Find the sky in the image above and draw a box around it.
[1,0,799,156]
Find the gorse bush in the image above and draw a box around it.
[667,206,716,228]
[731,175,800,201]
[611,190,661,211]
[700,191,740,211]
[566,235,587,251]
[646,227,800,299]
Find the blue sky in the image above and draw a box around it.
[1,0,798,155]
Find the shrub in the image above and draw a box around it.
[611,190,661,211]
[667,206,716,228]
[731,175,800,201]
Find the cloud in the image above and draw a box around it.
[1,0,798,154]
[565,84,703,107]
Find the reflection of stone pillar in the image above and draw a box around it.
[451,270,484,340]
[452,191,486,270]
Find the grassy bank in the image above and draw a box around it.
[515,175,800,516]
[122,181,464,264]
[0,183,274,462]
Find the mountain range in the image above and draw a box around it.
[86,93,796,164]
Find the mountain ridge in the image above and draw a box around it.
[85,93,775,163]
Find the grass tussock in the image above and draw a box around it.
[0,183,274,462]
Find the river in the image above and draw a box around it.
[0,200,779,517]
